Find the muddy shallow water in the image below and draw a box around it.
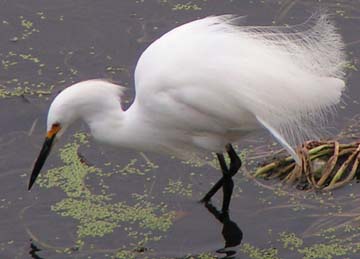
[1,1,360,258]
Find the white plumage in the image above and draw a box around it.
[47,11,346,164]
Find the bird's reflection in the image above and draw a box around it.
[204,202,243,258]
[29,241,44,259]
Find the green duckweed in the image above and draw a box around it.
[163,178,192,198]
[240,243,279,259]
[37,132,175,252]
[279,232,303,250]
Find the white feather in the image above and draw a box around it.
[256,116,301,164]
[47,11,347,162]
[132,10,346,155]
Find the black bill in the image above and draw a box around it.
[28,134,56,190]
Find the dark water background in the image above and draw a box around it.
[0,0,360,258]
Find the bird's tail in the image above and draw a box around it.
[236,10,347,159]
[242,9,346,79]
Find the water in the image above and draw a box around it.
[0,0,360,258]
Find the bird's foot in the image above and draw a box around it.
[199,196,211,204]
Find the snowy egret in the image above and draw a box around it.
[29,11,346,214]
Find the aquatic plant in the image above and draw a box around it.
[36,133,176,256]
[254,140,360,191]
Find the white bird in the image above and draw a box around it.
[29,11,346,214]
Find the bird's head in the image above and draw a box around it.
[27,104,73,191]
[28,79,125,190]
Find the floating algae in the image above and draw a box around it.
[35,132,176,257]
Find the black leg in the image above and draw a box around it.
[222,144,241,213]
[201,144,242,213]
[226,143,242,176]
[200,154,228,203]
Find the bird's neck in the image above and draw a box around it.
[86,101,156,151]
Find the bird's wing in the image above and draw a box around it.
[134,11,346,153]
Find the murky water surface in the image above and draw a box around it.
[0,0,359,258]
